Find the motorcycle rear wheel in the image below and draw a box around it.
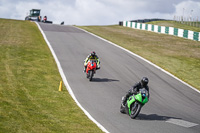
[86,72,89,78]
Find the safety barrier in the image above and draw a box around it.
[122,21,200,41]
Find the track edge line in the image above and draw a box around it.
[35,22,110,133]
[74,26,200,94]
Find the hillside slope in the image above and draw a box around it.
[78,25,200,90]
[0,19,103,133]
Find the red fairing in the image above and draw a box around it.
[86,61,96,73]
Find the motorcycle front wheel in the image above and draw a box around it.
[89,70,94,81]
[130,102,142,119]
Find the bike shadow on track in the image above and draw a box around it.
[91,78,119,82]
[136,114,181,121]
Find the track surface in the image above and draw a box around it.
[39,23,200,133]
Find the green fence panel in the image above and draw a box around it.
[122,21,200,41]
[151,25,154,31]
[158,26,161,33]
[183,30,188,38]
[145,24,148,30]
[165,27,169,34]
[193,32,199,41]
[174,28,178,36]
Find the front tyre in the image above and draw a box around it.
[89,70,94,81]
[130,102,142,119]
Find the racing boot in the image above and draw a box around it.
[121,96,127,107]
[83,66,87,73]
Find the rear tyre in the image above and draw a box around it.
[130,102,142,119]
[120,104,126,114]
[86,71,89,78]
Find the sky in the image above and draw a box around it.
[0,0,200,25]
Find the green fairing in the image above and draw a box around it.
[135,93,143,102]
[142,97,148,104]
[127,93,148,115]
[127,96,135,109]
[127,96,135,115]
[135,93,148,104]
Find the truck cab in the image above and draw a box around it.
[25,9,41,21]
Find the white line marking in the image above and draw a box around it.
[166,119,198,128]
[75,26,200,94]
[35,22,109,133]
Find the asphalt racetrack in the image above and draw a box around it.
[38,23,200,133]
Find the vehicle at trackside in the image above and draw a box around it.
[120,88,149,119]
[25,9,53,24]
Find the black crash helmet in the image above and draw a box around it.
[141,77,149,87]
[91,51,96,56]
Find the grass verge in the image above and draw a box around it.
[0,19,103,133]
[77,25,200,91]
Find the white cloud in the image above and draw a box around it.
[14,2,41,19]
[174,0,200,19]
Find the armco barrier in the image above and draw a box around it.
[122,21,200,41]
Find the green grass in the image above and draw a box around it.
[0,19,103,133]
[77,25,200,90]
[146,21,200,32]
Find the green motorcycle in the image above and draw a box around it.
[120,88,149,119]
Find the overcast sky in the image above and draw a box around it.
[0,0,200,25]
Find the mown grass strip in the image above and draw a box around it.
[77,25,200,91]
[0,19,103,133]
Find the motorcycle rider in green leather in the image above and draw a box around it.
[122,77,150,107]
